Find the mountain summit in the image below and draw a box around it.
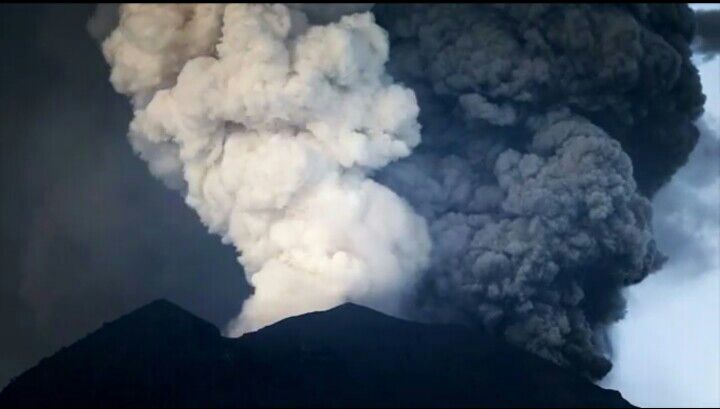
[0,300,633,408]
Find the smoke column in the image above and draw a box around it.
[95,4,706,378]
[97,3,431,335]
[372,4,704,378]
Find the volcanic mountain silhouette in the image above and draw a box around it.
[0,299,633,407]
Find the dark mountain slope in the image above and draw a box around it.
[0,300,633,408]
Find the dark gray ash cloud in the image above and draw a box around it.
[372,3,706,378]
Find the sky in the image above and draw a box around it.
[0,4,718,406]
[599,4,720,406]
[0,5,250,389]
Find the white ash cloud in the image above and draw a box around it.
[98,4,430,335]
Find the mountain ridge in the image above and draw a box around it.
[0,299,635,408]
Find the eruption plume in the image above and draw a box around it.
[373,3,704,378]
[98,3,430,335]
[95,3,705,378]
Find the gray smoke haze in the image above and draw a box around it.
[372,3,706,378]
[694,9,720,56]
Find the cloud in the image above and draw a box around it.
[600,110,720,406]
[99,4,432,335]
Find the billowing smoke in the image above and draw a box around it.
[376,114,663,378]
[374,4,704,198]
[372,3,704,378]
[97,4,430,335]
[94,4,706,379]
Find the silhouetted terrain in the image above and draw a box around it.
[0,300,633,408]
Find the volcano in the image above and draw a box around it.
[0,299,633,407]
